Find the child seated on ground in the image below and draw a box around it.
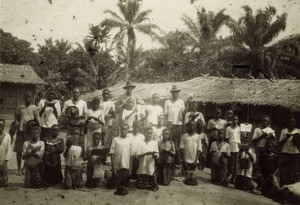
[157,128,175,186]
[22,126,46,188]
[180,121,202,186]
[210,129,230,187]
[109,123,132,196]
[128,119,145,179]
[136,127,159,191]
[234,134,256,193]
[152,115,165,142]
[63,126,85,189]
[86,132,109,188]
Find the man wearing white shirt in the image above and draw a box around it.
[164,85,185,164]
[145,93,163,126]
[62,87,87,117]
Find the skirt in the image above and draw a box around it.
[135,173,159,190]
[64,166,83,189]
[24,163,46,188]
[86,166,101,188]
[0,164,8,187]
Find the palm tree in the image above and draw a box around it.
[182,7,231,52]
[55,39,72,54]
[227,5,287,78]
[101,0,161,81]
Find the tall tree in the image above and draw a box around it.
[101,0,161,81]
[182,7,230,52]
[227,5,287,78]
[0,29,38,65]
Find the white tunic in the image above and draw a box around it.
[164,99,185,125]
[145,104,163,126]
[0,133,11,164]
[38,99,61,128]
[280,128,300,154]
[137,140,159,176]
[180,133,202,163]
[226,126,241,153]
[62,99,87,116]
[109,136,132,170]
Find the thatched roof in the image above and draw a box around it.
[0,64,44,85]
[82,77,300,112]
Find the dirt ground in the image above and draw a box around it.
[1,123,280,205]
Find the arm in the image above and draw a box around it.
[169,141,176,155]
[246,149,256,163]
[252,129,267,144]
[38,100,46,117]
[55,138,65,154]
[4,134,12,163]
[279,130,290,146]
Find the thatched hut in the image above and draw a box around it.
[0,64,44,119]
[82,77,300,130]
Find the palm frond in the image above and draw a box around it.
[262,13,287,45]
[211,9,231,35]
[135,24,161,41]
[103,9,125,24]
[181,14,201,44]
[133,9,152,24]
[101,18,126,29]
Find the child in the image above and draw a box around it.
[210,129,230,187]
[225,109,234,128]
[102,114,119,148]
[63,126,85,189]
[205,127,218,168]
[122,98,138,132]
[127,119,145,179]
[157,128,175,185]
[136,127,159,191]
[185,101,205,127]
[85,97,104,149]
[196,119,208,170]
[260,141,281,200]
[22,126,46,188]
[109,123,132,196]
[86,132,108,188]
[180,121,202,186]
[152,115,165,142]
[225,115,241,183]
[0,119,12,187]
[207,108,227,131]
[234,133,256,193]
[279,116,300,186]
[66,106,85,137]
[44,124,64,186]
[145,93,164,127]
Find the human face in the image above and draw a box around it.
[232,116,239,126]
[93,134,101,146]
[133,122,141,134]
[51,125,59,138]
[102,90,110,101]
[47,91,55,101]
[32,129,40,141]
[288,118,296,129]
[72,88,80,101]
[162,129,170,141]
[24,94,32,105]
[215,109,221,119]
[121,125,129,137]
[145,129,153,141]
[157,116,164,126]
[210,130,218,139]
[72,128,80,137]
[171,91,179,99]
[93,102,99,110]
[262,117,270,128]
[125,87,134,95]
[191,103,197,112]
[187,122,195,133]
[152,94,159,105]
[218,130,225,141]
[226,110,233,120]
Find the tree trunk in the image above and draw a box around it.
[126,27,135,82]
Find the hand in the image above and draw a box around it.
[286,134,293,139]
[3,160,8,166]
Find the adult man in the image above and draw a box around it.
[62,87,87,117]
[164,85,185,164]
[14,93,39,175]
[38,89,61,141]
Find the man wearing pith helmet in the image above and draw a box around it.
[164,85,185,165]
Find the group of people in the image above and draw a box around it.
[0,81,299,202]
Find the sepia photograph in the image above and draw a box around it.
[0,0,299,204]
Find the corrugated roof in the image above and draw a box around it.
[82,77,300,112]
[0,64,44,85]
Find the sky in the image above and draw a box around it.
[1,0,300,52]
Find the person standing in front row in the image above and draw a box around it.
[14,93,39,176]
[38,89,61,142]
[109,123,132,196]
[165,85,185,165]
[145,93,164,127]
[100,89,116,119]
